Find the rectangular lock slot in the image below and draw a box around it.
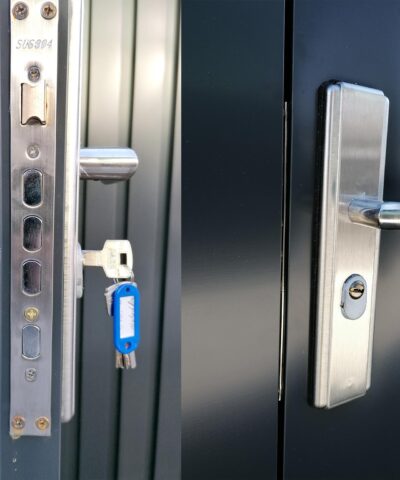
[23,216,42,251]
[21,81,47,125]
[22,325,41,360]
[23,169,42,207]
[22,260,42,296]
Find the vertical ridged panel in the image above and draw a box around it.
[154,32,181,480]
[77,1,135,479]
[61,2,179,478]
[117,1,180,478]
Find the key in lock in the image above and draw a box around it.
[82,240,133,279]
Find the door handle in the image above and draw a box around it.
[313,81,393,409]
[79,148,138,182]
[349,199,400,229]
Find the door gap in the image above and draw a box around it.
[278,0,294,477]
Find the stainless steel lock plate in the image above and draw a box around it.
[313,82,389,408]
[9,0,59,437]
[8,0,138,433]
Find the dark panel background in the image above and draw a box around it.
[182,1,284,479]
[284,1,400,478]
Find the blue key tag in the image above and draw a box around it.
[112,282,140,354]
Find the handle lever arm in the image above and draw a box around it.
[79,148,138,182]
[349,198,400,230]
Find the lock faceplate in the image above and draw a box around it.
[9,0,59,436]
[8,0,137,433]
[314,82,389,408]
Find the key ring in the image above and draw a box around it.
[113,269,135,284]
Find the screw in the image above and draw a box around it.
[35,417,49,431]
[24,306,39,321]
[349,280,365,300]
[27,144,40,159]
[25,367,37,382]
[41,2,57,19]
[28,65,41,83]
[12,416,25,430]
[12,2,29,20]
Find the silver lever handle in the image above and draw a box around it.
[79,147,138,182]
[349,199,400,230]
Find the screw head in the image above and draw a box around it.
[35,417,50,431]
[24,306,39,321]
[41,2,57,19]
[12,2,29,20]
[28,65,41,83]
[27,144,40,159]
[12,416,25,430]
[25,367,37,382]
[349,280,365,300]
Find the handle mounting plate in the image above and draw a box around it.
[314,82,389,408]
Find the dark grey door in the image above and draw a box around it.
[283,1,400,478]
[182,1,284,479]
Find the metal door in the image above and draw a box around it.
[283,1,400,478]
[182,1,285,478]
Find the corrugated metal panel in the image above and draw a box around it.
[154,35,181,480]
[61,1,180,478]
[118,1,180,478]
[77,0,136,478]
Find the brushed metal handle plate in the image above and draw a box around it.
[313,82,389,408]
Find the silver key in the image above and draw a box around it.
[83,240,133,279]
[115,351,137,369]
